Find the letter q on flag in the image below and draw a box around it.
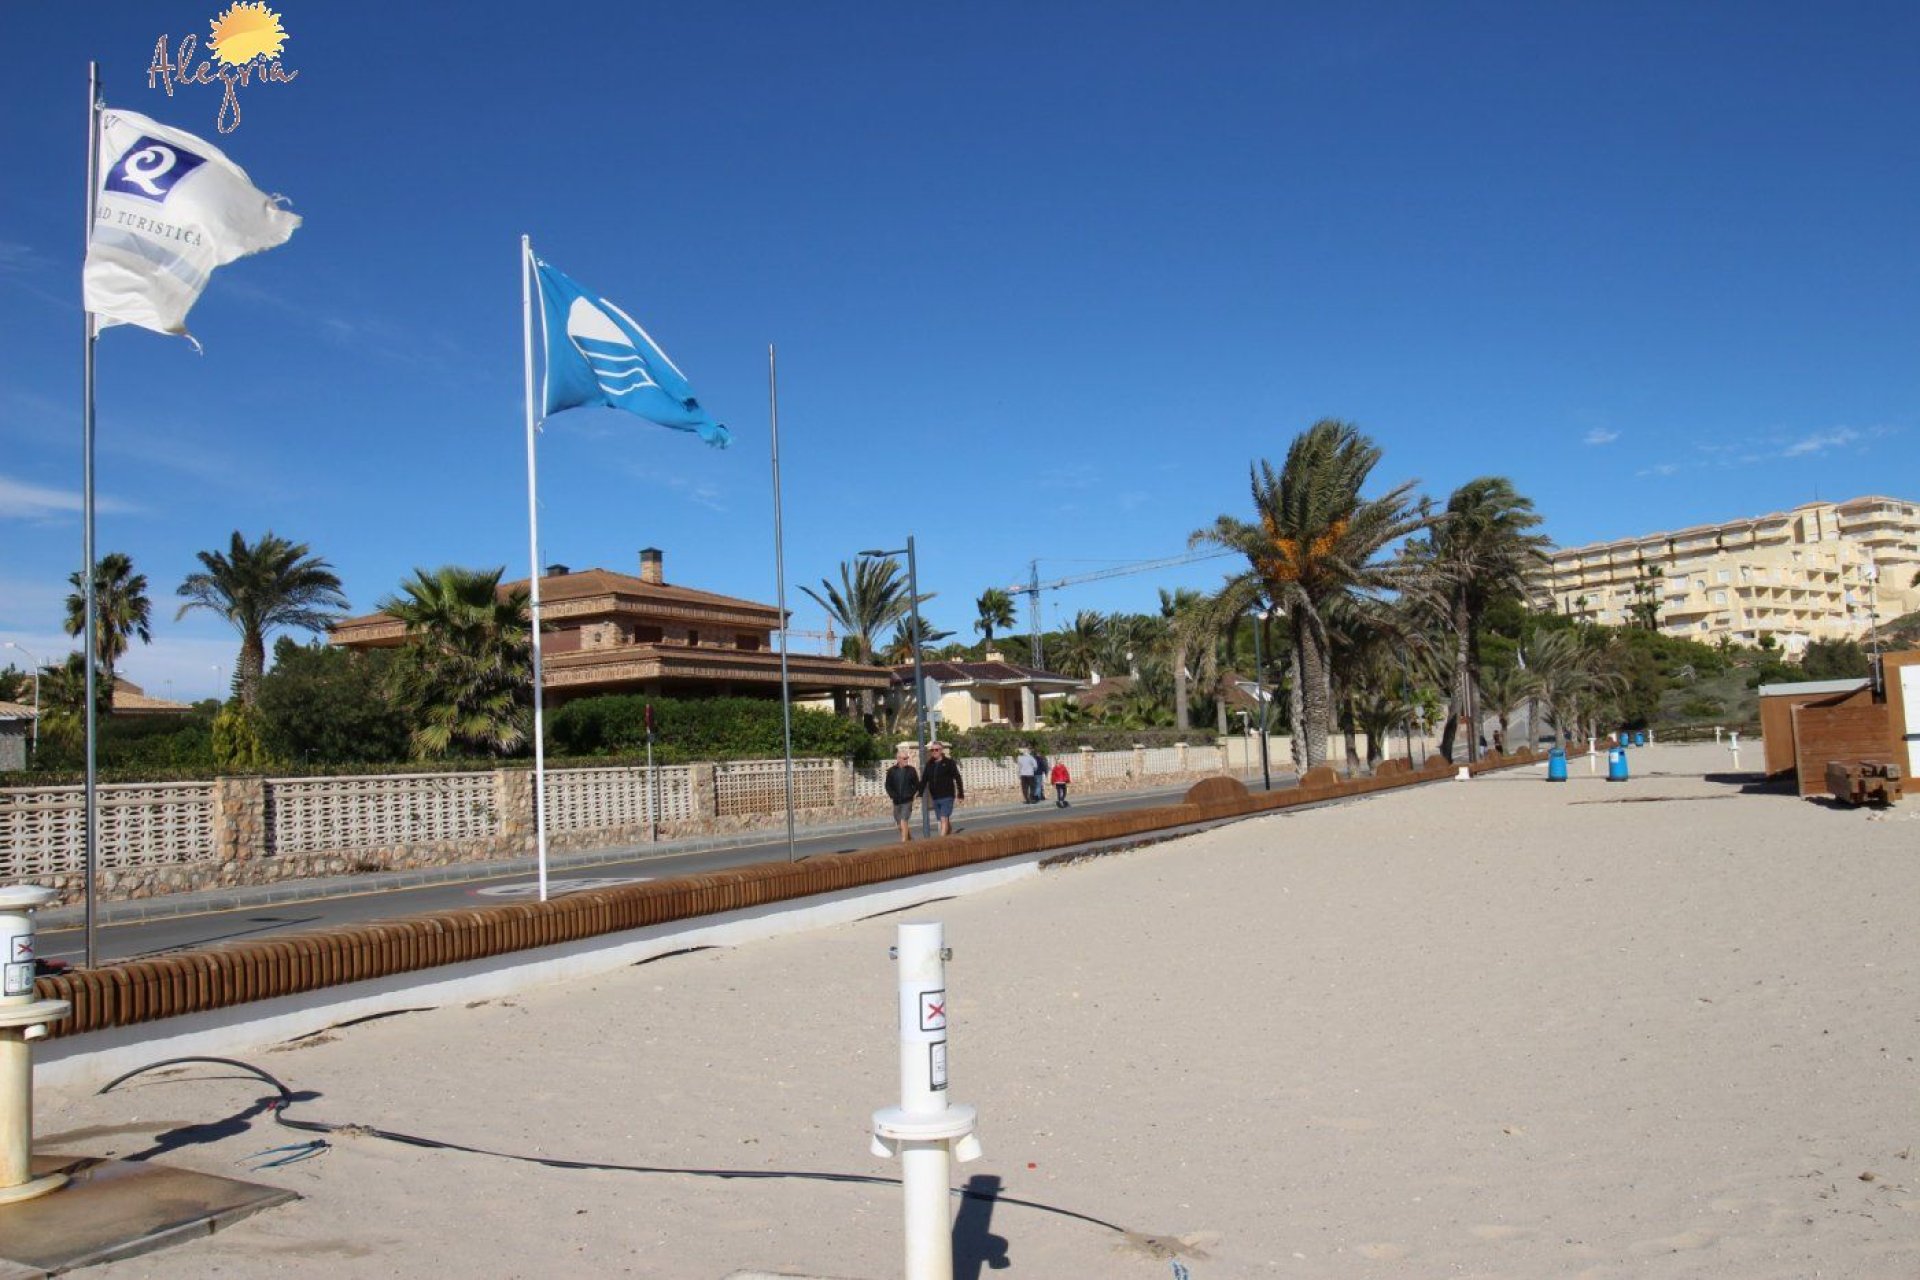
[84,108,300,336]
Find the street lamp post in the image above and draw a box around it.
[3,642,39,756]
[861,538,932,838]
[1250,608,1271,792]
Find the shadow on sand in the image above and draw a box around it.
[954,1172,1011,1277]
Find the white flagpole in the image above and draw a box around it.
[769,344,797,863]
[81,62,102,969]
[521,235,550,902]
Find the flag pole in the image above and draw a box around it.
[768,343,797,863]
[521,235,550,902]
[81,61,102,970]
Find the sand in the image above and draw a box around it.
[35,742,1920,1278]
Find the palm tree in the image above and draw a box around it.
[881,615,955,666]
[1050,610,1106,679]
[64,552,153,692]
[974,587,1016,650]
[1158,587,1206,729]
[176,531,347,705]
[1527,629,1623,747]
[1476,661,1531,753]
[801,558,918,717]
[1099,613,1160,682]
[1196,420,1429,768]
[381,566,532,759]
[37,652,111,729]
[1412,477,1551,762]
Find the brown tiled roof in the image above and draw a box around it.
[332,566,782,633]
[112,680,194,714]
[0,699,33,720]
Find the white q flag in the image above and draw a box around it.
[83,108,299,336]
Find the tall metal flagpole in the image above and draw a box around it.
[521,236,550,902]
[769,344,797,862]
[81,62,102,969]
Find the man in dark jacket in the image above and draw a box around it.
[921,741,965,836]
[883,746,922,842]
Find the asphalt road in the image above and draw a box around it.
[37,775,1292,965]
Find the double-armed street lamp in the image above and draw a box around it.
[3,641,39,755]
[860,537,931,838]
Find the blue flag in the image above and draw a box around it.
[534,258,729,447]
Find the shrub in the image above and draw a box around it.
[546,694,880,763]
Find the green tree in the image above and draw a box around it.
[212,701,274,770]
[256,638,411,764]
[1409,477,1550,762]
[974,587,1016,648]
[1050,610,1107,679]
[1197,420,1429,768]
[382,566,533,759]
[176,531,348,706]
[1798,638,1871,681]
[881,615,955,666]
[65,551,153,691]
[801,558,919,718]
[1158,587,1207,729]
[1627,562,1665,631]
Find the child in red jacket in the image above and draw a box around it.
[1049,759,1071,807]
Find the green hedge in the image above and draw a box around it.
[933,724,1219,760]
[547,694,880,763]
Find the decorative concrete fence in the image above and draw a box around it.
[0,745,1240,907]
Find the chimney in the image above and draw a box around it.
[545,563,570,577]
[639,547,664,585]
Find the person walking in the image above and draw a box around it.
[922,741,965,836]
[1032,746,1050,803]
[1015,746,1038,803]
[1050,757,1071,807]
[884,745,922,842]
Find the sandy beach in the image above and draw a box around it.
[37,742,1920,1278]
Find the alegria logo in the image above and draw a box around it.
[105,137,208,203]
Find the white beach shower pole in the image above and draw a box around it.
[872,921,980,1280]
[0,886,72,1205]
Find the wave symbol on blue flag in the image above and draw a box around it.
[566,296,661,396]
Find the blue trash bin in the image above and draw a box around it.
[1547,748,1567,782]
[1634,731,1647,747]
[1607,747,1629,782]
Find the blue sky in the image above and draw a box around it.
[2,1,1916,700]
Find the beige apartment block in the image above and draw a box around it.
[1546,495,1920,654]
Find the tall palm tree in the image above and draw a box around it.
[801,557,921,717]
[1412,477,1551,762]
[1050,610,1106,679]
[881,615,954,666]
[1196,420,1429,768]
[1476,660,1531,753]
[176,531,347,705]
[974,587,1016,649]
[381,566,532,759]
[1158,587,1206,729]
[64,551,153,692]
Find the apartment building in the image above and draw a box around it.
[1545,496,1920,654]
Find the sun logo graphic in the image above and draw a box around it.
[207,3,290,65]
[148,3,300,133]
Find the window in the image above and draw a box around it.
[1714,591,1728,604]
[1739,566,1750,583]
[735,633,761,651]
[686,630,700,647]
[634,625,663,643]
[1716,569,1731,583]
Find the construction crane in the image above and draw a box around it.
[1007,549,1235,669]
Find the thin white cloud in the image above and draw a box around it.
[1582,427,1619,446]
[1781,428,1860,457]
[1635,463,1681,478]
[0,240,40,274]
[0,473,136,520]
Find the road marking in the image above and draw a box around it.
[473,876,654,899]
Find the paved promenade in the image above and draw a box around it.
[38,743,1920,1278]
